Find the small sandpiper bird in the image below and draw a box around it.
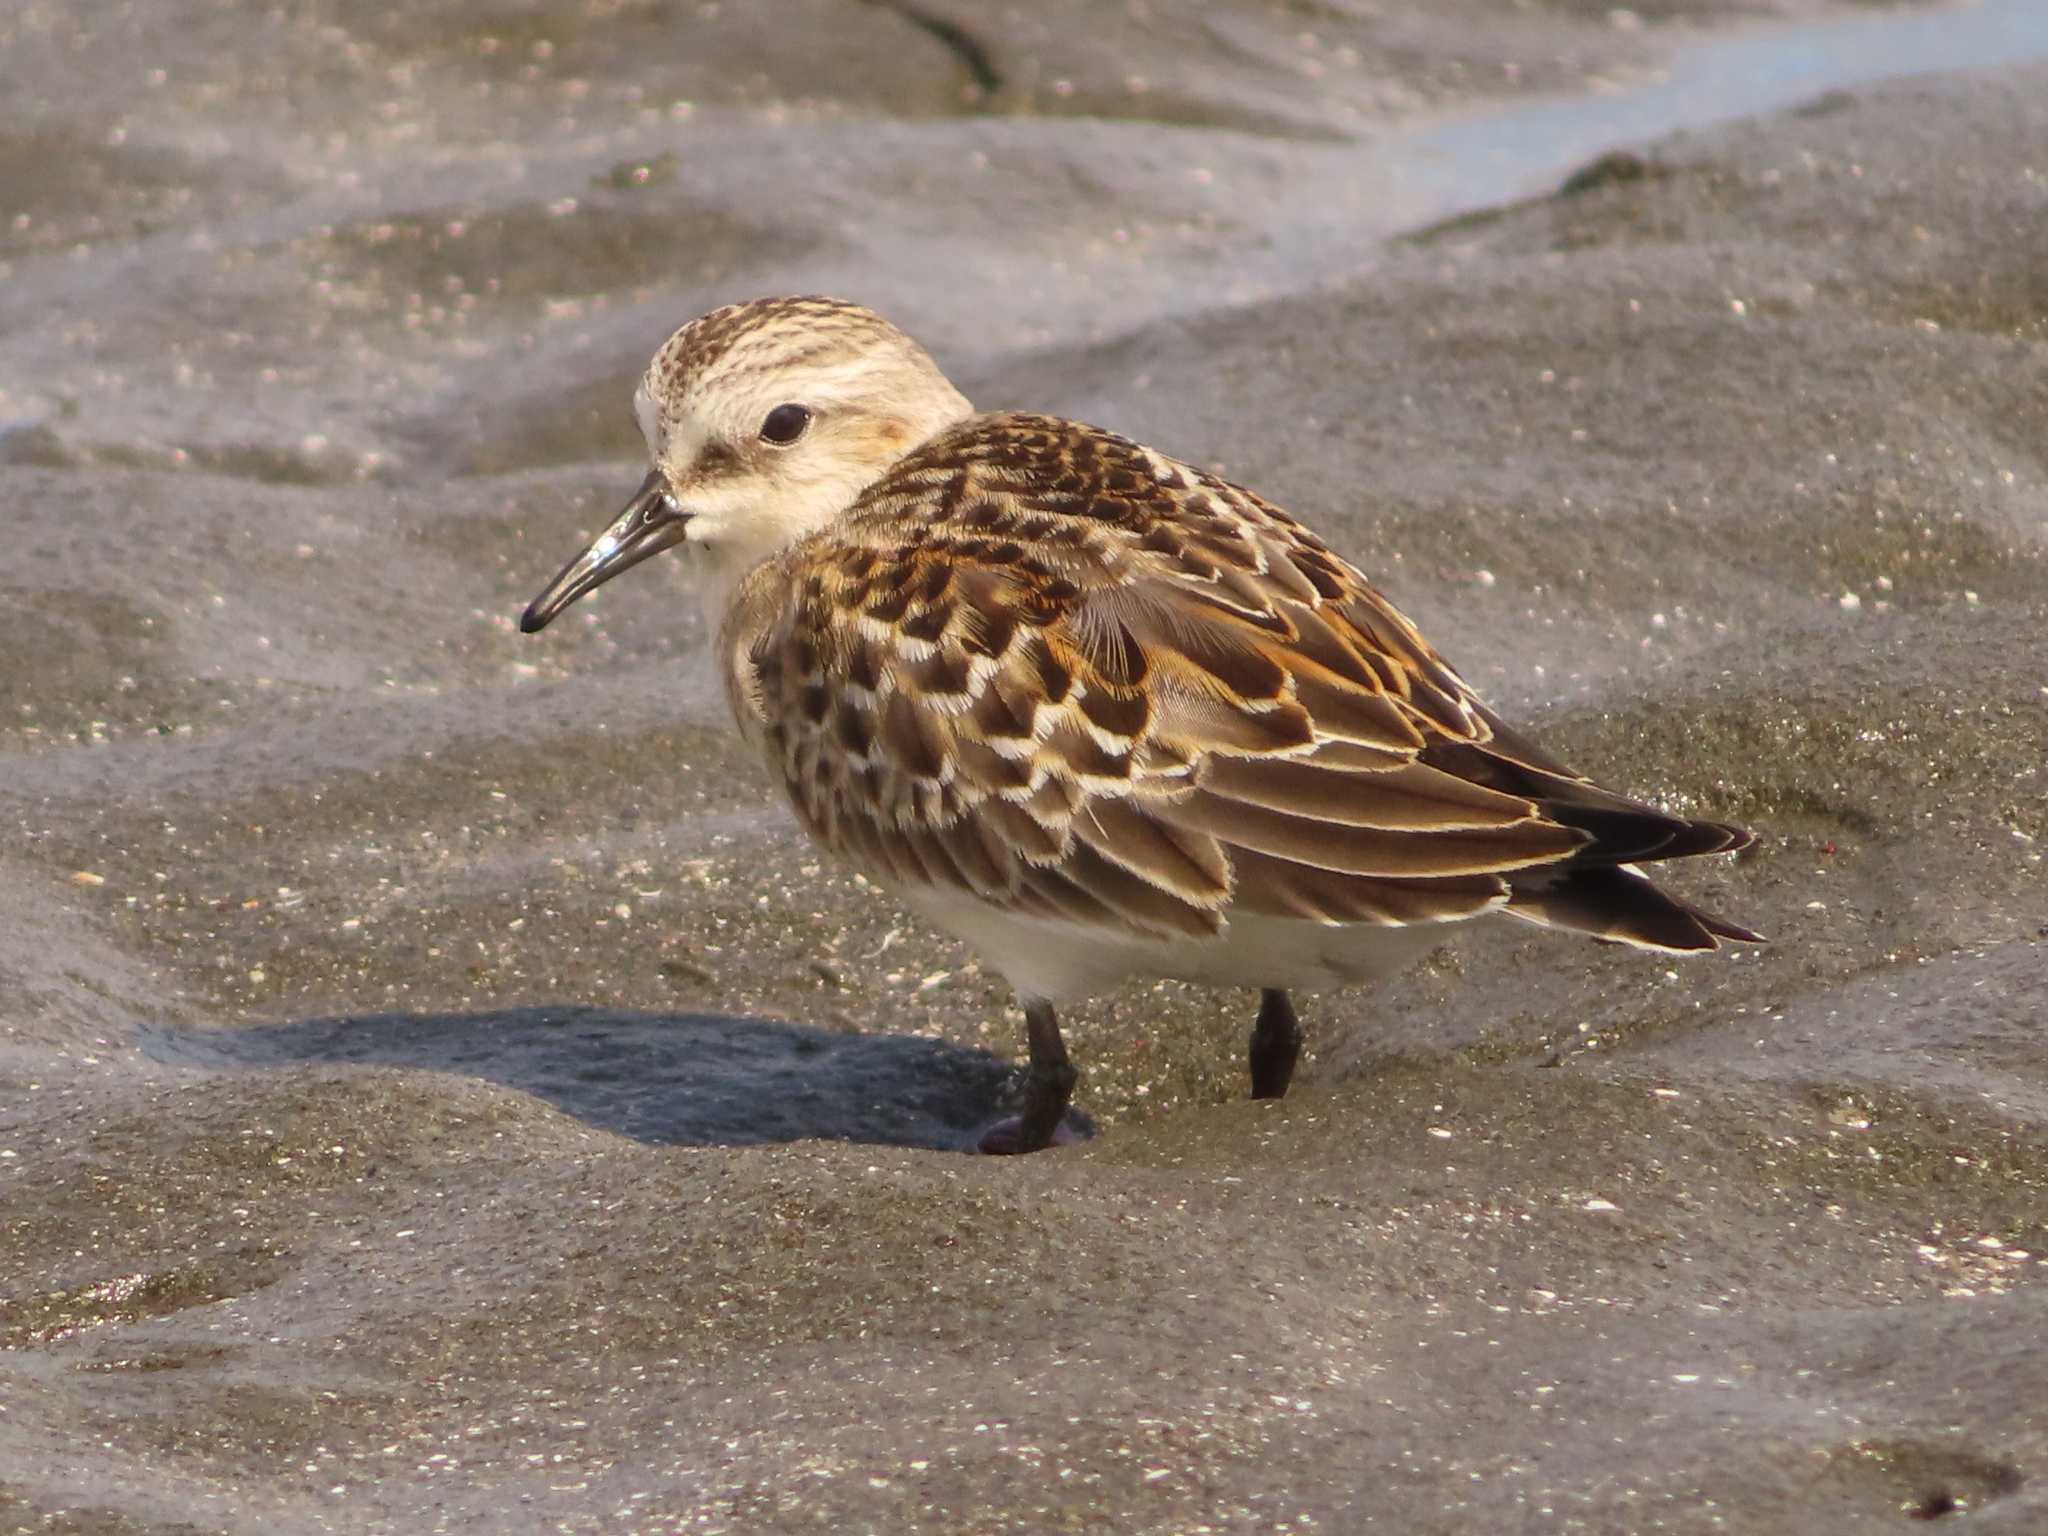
[521,297,1761,1153]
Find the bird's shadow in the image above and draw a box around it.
[142,1005,1041,1152]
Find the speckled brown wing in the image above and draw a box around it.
[723,413,1757,952]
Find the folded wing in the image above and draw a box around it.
[726,413,1760,954]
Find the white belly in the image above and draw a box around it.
[897,889,1456,1004]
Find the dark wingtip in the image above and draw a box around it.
[1697,909,1768,945]
[1506,865,1765,952]
[1548,805,1755,866]
[1705,821,1756,856]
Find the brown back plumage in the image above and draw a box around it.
[723,411,1760,953]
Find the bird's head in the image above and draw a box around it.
[520,296,972,633]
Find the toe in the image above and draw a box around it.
[972,1116,1085,1155]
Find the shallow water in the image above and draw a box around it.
[1413,0,2048,219]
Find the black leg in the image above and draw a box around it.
[976,997,1080,1154]
[1016,998,1078,1151]
[1249,987,1301,1099]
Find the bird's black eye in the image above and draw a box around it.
[759,403,812,445]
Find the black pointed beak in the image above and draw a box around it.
[520,470,691,633]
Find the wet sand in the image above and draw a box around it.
[3,2,2046,1531]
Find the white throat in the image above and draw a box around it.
[687,536,776,636]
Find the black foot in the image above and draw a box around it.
[1249,988,1302,1099]
[974,1115,1086,1155]
[975,998,1079,1154]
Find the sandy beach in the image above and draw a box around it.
[3,1,2045,1530]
